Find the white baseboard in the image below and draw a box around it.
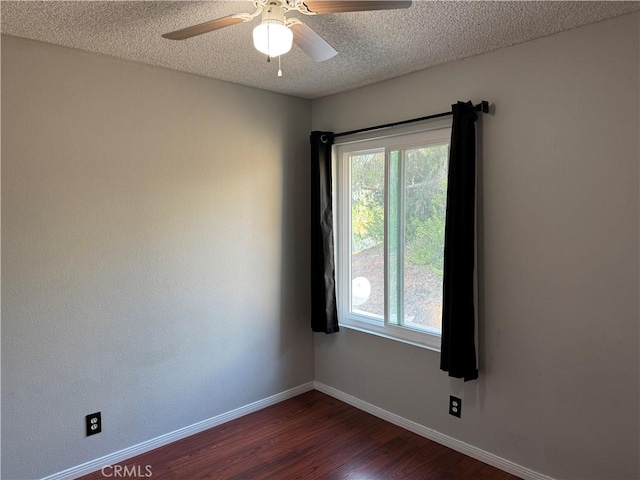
[43,382,315,480]
[44,381,552,480]
[313,381,554,480]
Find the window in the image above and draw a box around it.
[335,126,451,350]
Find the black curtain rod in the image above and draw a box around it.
[334,100,489,138]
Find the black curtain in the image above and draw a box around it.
[440,101,479,381]
[310,131,339,334]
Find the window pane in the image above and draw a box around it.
[337,128,450,349]
[403,144,448,334]
[350,151,385,319]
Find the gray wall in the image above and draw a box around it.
[312,13,639,480]
[1,35,313,480]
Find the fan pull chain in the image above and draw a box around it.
[278,55,283,78]
[266,7,272,62]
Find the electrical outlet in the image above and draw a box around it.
[449,396,462,418]
[86,412,101,436]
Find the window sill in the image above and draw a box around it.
[339,319,441,352]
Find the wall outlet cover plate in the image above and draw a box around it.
[86,412,102,436]
[449,396,461,418]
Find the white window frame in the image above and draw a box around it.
[334,124,452,352]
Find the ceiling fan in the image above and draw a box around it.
[162,0,412,64]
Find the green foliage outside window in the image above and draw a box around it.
[351,144,448,277]
[351,152,385,251]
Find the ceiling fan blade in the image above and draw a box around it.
[303,0,411,14]
[290,21,337,62]
[162,14,245,40]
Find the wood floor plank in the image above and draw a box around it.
[77,390,521,480]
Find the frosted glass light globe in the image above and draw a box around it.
[253,20,293,57]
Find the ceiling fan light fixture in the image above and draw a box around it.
[253,19,293,57]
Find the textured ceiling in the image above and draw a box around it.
[2,1,639,99]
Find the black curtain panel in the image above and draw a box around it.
[440,101,479,381]
[310,131,339,334]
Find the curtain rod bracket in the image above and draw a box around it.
[476,100,489,113]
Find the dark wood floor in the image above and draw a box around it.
[78,390,520,479]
